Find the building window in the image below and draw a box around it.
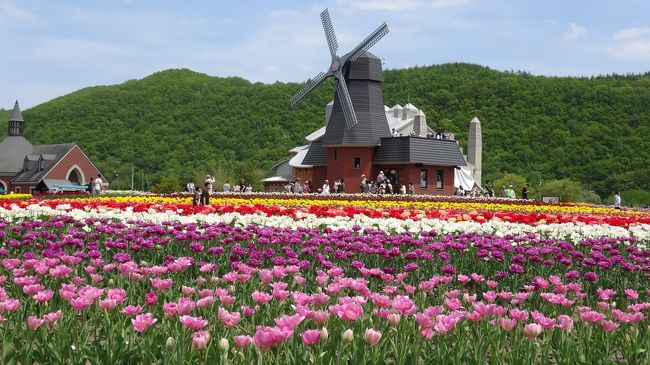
[333,149,338,161]
[437,170,444,189]
[29,187,36,194]
[420,169,428,188]
[14,187,21,193]
[353,157,361,169]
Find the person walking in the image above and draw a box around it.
[522,184,529,200]
[92,175,103,197]
[360,175,368,193]
[187,181,195,194]
[201,183,211,205]
[223,180,231,193]
[193,187,202,206]
[322,180,331,195]
[614,191,622,209]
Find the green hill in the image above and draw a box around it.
[2,65,649,197]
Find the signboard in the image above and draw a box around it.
[542,196,560,203]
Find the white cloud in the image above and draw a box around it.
[31,38,127,63]
[612,26,650,40]
[338,0,468,12]
[562,22,586,41]
[0,0,35,19]
[608,26,650,60]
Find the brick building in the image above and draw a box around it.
[267,53,482,195]
[0,101,103,194]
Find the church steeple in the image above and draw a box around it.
[8,100,25,136]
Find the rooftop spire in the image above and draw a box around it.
[8,100,25,136]
[9,100,24,122]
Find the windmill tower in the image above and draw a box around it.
[291,9,390,185]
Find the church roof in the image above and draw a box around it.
[0,136,33,173]
[302,140,328,166]
[12,143,76,182]
[373,136,467,166]
[9,100,24,122]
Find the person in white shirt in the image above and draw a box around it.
[92,175,103,197]
[186,181,195,194]
[322,180,331,195]
[223,181,231,193]
[614,191,622,209]
[204,175,215,194]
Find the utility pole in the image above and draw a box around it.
[131,166,135,191]
[141,171,144,191]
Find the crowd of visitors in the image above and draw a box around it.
[188,175,253,206]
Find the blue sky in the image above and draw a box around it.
[2,0,650,108]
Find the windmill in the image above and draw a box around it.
[290,9,389,130]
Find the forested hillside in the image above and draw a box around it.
[2,64,649,197]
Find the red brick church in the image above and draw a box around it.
[0,101,104,194]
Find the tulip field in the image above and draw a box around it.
[1,193,650,364]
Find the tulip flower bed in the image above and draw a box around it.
[1,196,650,364]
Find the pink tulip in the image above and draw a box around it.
[132,313,157,332]
[312,310,330,324]
[176,297,196,315]
[70,297,92,311]
[509,308,529,321]
[192,331,211,350]
[235,335,253,349]
[557,315,574,330]
[121,305,143,316]
[241,305,256,317]
[275,314,304,330]
[498,318,517,331]
[580,311,604,323]
[150,278,173,291]
[182,286,195,296]
[601,320,619,332]
[434,314,461,334]
[220,295,236,306]
[252,291,273,304]
[33,290,54,303]
[624,289,639,300]
[331,302,363,322]
[301,329,321,345]
[253,326,284,351]
[522,323,543,339]
[179,315,208,330]
[27,316,44,330]
[217,308,241,328]
[43,310,62,324]
[363,328,382,346]
[99,298,118,311]
[145,291,158,306]
[387,313,401,326]
[392,295,416,315]
[163,302,178,317]
[197,296,215,308]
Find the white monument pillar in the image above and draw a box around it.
[467,117,482,186]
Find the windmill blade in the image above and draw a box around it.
[336,77,358,129]
[321,9,338,57]
[291,71,329,107]
[347,22,389,62]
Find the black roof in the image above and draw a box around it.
[373,136,467,166]
[302,140,328,166]
[12,143,76,182]
[321,52,391,147]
